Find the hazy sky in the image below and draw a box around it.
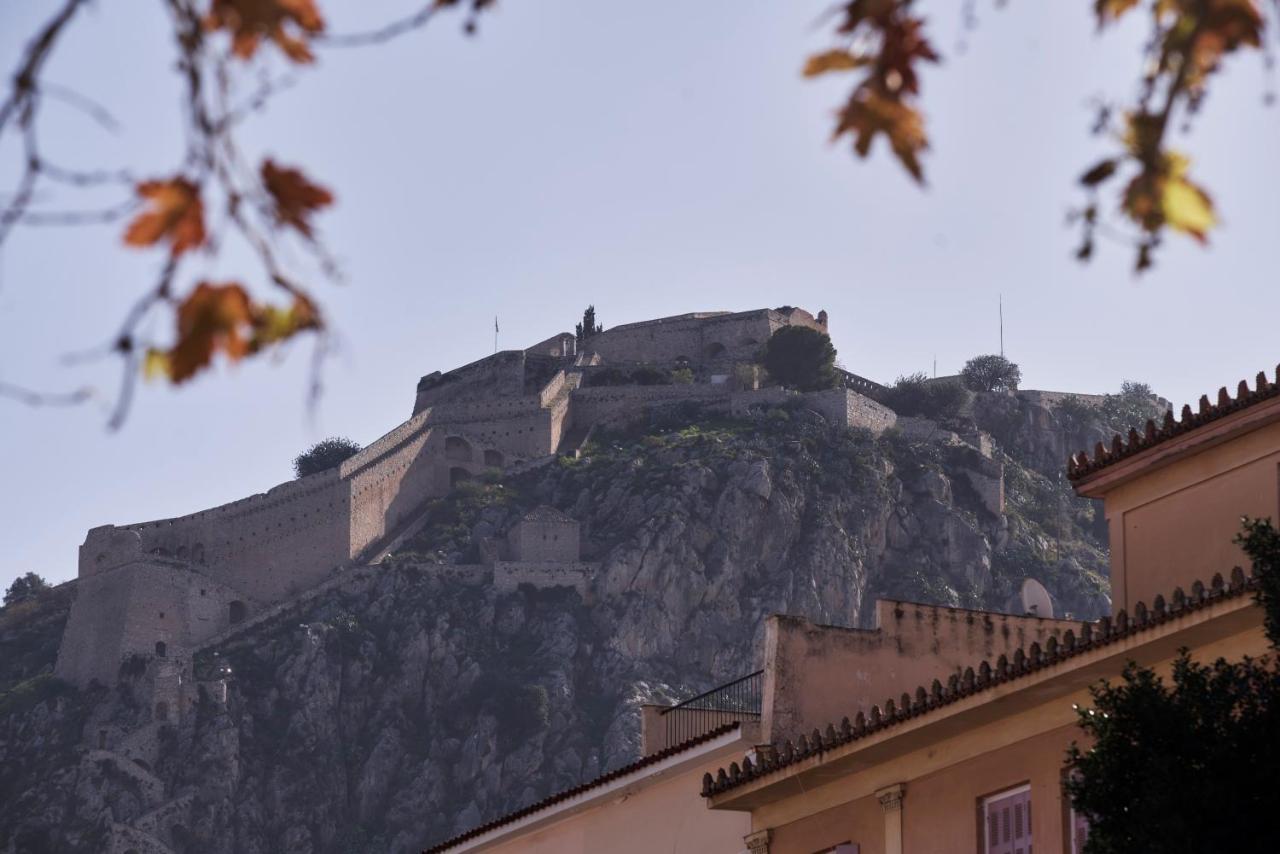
[2,1,1278,590]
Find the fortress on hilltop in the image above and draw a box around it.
[56,306,908,734]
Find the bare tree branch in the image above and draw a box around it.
[318,4,441,47]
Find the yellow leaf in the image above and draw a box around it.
[803,50,865,77]
[1162,175,1216,242]
[143,348,171,381]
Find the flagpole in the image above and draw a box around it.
[494,316,499,354]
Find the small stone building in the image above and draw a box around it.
[507,506,580,562]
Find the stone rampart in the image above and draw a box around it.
[493,561,596,595]
[56,559,251,686]
[581,307,825,367]
[413,350,528,412]
[802,388,898,435]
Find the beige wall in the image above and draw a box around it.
[717,597,1269,854]
[761,604,1079,744]
[1094,417,1280,611]
[771,795,885,854]
[454,735,752,854]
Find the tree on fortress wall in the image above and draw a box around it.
[1100,380,1166,433]
[1066,519,1280,853]
[883,372,968,419]
[3,572,48,607]
[294,436,361,478]
[1,1,1273,423]
[962,354,1022,393]
[575,305,603,343]
[762,327,838,392]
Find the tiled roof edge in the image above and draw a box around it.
[425,722,741,853]
[703,567,1259,798]
[1067,367,1280,482]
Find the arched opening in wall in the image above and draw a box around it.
[450,467,472,487]
[176,545,188,560]
[705,342,727,360]
[740,337,760,351]
[98,729,107,749]
[229,601,246,625]
[192,543,205,563]
[483,449,504,468]
[154,701,169,722]
[445,435,473,462]
[151,547,170,557]
[154,641,167,658]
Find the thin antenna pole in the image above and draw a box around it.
[933,355,936,378]
[999,295,1004,357]
[494,316,499,354]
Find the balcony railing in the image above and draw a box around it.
[658,669,763,747]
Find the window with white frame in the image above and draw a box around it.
[982,784,1032,854]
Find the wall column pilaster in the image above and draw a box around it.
[876,783,906,854]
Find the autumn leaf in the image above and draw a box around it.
[261,160,333,238]
[834,89,928,183]
[1160,152,1216,242]
[803,50,866,77]
[874,16,939,95]
[147,284,322,384]
[142,348,172,382]
[166,282,254,383]
[1122,151,1216,244]
[123,178,206,256]
[1095,0,1141,26]
[1079,159,1119,187]
[205,0,326,63]
[249,292,321,351]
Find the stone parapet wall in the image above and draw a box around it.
[493,561,596,595]
[802,388,898,435]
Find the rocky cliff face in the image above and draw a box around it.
[1,391,1115,853]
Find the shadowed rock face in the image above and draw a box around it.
[0,394,1111,854]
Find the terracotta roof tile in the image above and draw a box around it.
[1067,367,1280,482]
[424,722,741,853]
[702,568,1260,798]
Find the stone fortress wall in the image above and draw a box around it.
[579,307,827,368]
[53,305,894,697]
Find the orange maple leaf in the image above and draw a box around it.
[123,178,206,256]
[168,281,254,383]
[205,0,326,63]
[261,160,334,237]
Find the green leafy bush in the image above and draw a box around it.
[294,437,361,478]
[884,373,968,419]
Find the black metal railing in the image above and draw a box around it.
[658,669,763,747]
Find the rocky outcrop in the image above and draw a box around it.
[0,393,1111,853]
